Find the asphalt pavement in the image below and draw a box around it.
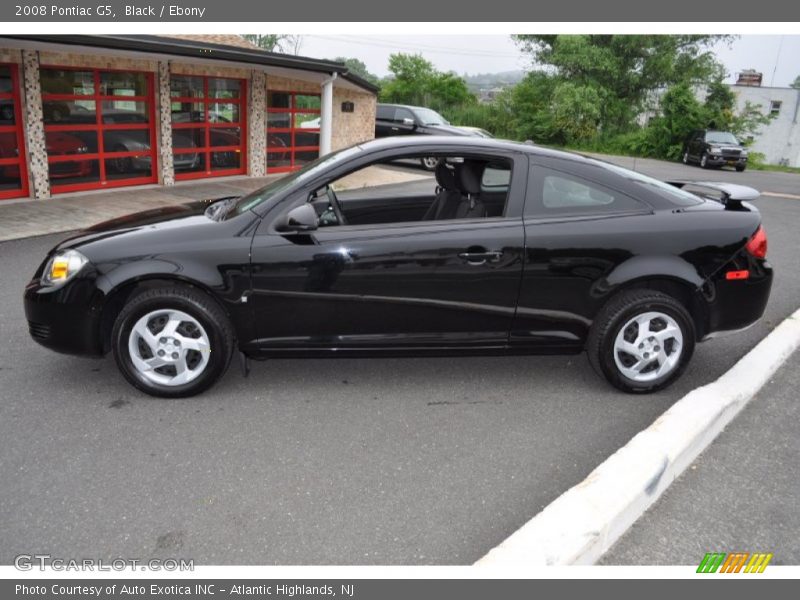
[601,351,800,565]
[0,157,798,565]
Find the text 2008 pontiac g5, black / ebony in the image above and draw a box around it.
[24,137,772,397]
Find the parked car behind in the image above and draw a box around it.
[375,103,475,170]
[682,129,749,172]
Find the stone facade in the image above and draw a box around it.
[248,70,267,177]
[21,50,49,199]
[158,62,175,186]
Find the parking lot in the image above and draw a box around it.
[0,157,798,565]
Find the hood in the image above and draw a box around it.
[55,197,237,251]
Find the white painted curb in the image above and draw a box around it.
[476,308,800,566]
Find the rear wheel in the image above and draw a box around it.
[587,290,695,393]
[421,156,439,171]
[112,285,235,398]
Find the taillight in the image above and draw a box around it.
[745,226,767,259]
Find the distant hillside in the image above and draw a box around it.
[463,70,525,92]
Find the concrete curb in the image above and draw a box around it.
[476,308,800,566]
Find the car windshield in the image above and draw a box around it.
[588,159,703,206]
[226,146,364,217]
[706,131,739,145]
[414,108,449,126]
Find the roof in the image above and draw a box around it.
[160,34,260,50]
[355,135,587,162]
[0,34,380,95]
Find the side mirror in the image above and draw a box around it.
[281,204,318,233]
[402,117,416,127]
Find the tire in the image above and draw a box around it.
[736,165,746,172]
[586,290,695,394]
[700,152,709,169]
[111,285,235,398]
[682,151,689,165]
[421,157,439,171]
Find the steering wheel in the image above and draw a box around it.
[326,186,347,226]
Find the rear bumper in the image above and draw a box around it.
[701,258,772,338]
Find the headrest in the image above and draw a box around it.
[456,160,484,195]
[435,161,457,190]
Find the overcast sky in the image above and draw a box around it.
[296,35,800,87]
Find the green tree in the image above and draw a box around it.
[380,53,475,110]
[512,35,729,135]
[332,57,380,87]
[790,75,800,89]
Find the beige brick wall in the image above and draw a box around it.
[170,62,250,79]
[332,89,376,150]
[38,51,156,72]
[0,48,22,64]
[266,75,319,94]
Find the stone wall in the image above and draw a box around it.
[21,50,49,199]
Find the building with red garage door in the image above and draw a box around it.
[0,35,378,201]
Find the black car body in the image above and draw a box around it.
[682,129,749,171]
[24,137,772,397]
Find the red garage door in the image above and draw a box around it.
[40,67,158,194]
[170,75,247,180]
[267,91,320,173]
[0,63,29,200]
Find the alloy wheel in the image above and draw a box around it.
[127,309,211,387]
[613,311,684,383]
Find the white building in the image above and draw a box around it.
[731,82,800,167]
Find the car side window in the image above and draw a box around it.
[393,108,415,124]
[527,167,646,218]
[376,105,393,121]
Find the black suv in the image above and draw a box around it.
[682,129,748,172]
[375,103,473,170]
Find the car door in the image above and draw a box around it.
[374,105,395,138]
[512,155,653,349]
[247,152,528,352]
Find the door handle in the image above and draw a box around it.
[458,250,503,265]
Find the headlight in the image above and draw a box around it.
[710,146,721,154]
[41,249,88,286]
[76,146,89,154]
[740,150,749,156]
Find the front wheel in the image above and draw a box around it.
[587,290,695,393]
[736,165,746,172]
[682,151,689,164]
[700,152,709,169]
[112,285,235,398]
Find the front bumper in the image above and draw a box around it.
[706,154,747,167]
[23,273,106,357]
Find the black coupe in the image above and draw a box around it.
[24,137,772,397]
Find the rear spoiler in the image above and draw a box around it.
[666,180,760,207]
